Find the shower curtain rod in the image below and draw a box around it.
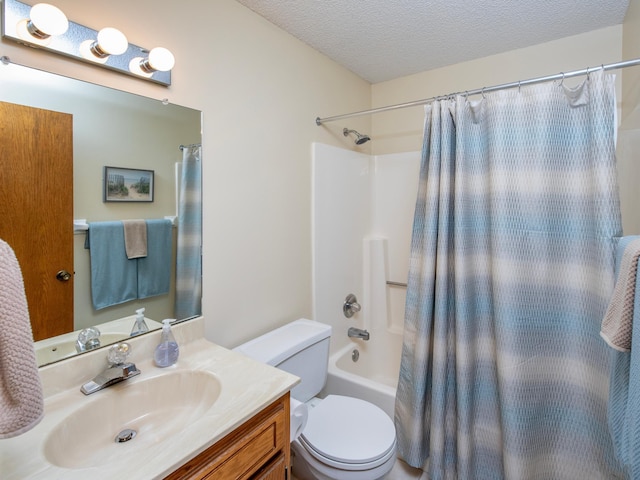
[179,143,201,150]
[315,57,640,125]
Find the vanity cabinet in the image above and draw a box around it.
[165,393,290,480]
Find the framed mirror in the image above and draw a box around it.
[0,60,202,366]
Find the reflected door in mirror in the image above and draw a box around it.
[0,101,74,341]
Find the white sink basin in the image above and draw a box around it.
[43,370,221,469]
[35,333,128,365]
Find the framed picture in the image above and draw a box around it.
[103,166,154,202]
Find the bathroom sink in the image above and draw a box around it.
[43,370,221,469]
[35,333,128,365]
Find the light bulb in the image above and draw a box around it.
[27,3,68,38]
[142,47,175,73]
[94,28,128,56]
[80,28,128,63]
[128,57,153,78]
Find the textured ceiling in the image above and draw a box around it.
[235,0,630,84]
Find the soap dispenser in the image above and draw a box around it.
[130,308,150,337]
[154,319,179,367]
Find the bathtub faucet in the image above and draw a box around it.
[348,327,370,341]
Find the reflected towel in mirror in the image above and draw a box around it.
[137,219,172,299]
[122,219,147,259]
[85,221,138,310]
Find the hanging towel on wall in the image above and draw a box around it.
[85,221,138,310]
[601,237,640,351]
[606,235,640,479]
[122,219,147,259]
[0,239,44,438]
[137,218,172,299]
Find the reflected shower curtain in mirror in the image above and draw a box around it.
[175,145,202,320]
[395,70,624,479]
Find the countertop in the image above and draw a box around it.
[0,317,299,479]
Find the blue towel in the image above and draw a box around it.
[608,235,640,478]
[85,221,138,310]
[137,219,172,299]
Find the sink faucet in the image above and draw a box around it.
[80,343,141,395]
[76,326,101,353]
[348,327,370,341]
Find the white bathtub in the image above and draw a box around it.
[321,329,402,419]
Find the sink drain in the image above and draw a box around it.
[115,429,137,443]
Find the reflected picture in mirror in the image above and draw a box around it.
[104,166,155,202]
[0,61,202,366]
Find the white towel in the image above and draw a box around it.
[122,219,147,259]
[601,237,640,352]
[0,239,44,438]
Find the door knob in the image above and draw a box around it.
[56,270,72,281]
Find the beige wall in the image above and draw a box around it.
[0,0,371,348]
[371,25,623,155]
[623,0,640,124]
[620,0,640,234]
[2,0,634,349]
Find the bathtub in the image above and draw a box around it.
[321,329,403,419]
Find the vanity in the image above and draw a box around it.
[1,317,299,479]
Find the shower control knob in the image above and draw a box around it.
[343,293,361,318]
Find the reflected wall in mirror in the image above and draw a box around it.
[0,61,202,366]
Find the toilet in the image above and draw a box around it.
[233,319,396,480]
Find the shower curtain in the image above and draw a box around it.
[175,144,202,320]
[395,69,624,479]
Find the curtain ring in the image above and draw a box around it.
[481,87,486,99]
[464,91,469,101]
[518,81,521,93]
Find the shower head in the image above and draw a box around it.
[343,128,371,145]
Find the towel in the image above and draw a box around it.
[137,219,173,299]
[122,219,147,259]
[85,221,138,310]
[606,236,640,478]
[0,239,44,438]
[601,237,640,351]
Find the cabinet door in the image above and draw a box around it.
[166,393,289,480]
[250,452,285,480]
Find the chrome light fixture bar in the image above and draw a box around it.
[1,0,173,86]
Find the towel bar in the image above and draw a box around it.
[386,281,407,288]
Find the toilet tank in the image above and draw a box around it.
[233,319,332,402]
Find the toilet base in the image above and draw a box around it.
[291,439,396,480]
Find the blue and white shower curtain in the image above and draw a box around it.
[395,70,625,479]
[175,144,202,320]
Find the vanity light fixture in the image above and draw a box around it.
[2,0,173,86]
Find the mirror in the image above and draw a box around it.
[0,61,202,366]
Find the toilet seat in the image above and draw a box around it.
[298,395,396,470]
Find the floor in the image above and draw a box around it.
[290,457,424,479]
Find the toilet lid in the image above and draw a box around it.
[300,395,396,465]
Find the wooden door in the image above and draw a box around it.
[0,101,74,341]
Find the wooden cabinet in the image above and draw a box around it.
[165,393,290,480]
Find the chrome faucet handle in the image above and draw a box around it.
[76,326,101,352]
[343,293,362,318]
[107,342,131,366]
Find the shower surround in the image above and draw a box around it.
[311,142,420,413]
